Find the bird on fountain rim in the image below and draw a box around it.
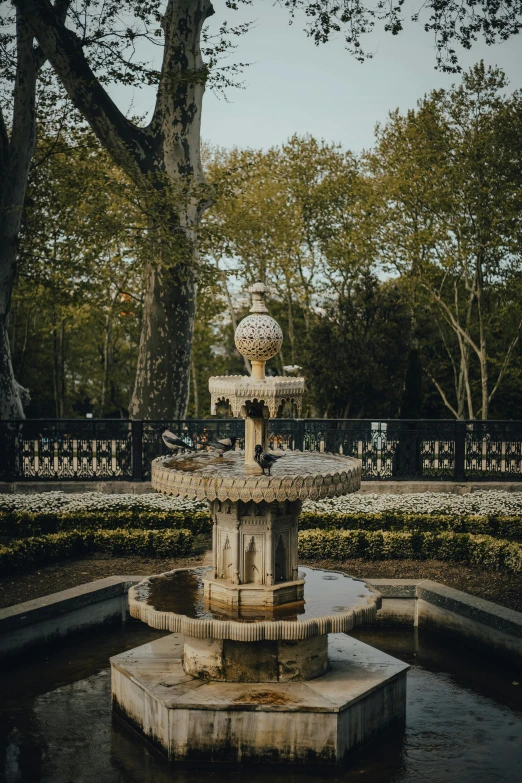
[162,430,197,452]
[254,444,285,476]
[203,436,237,456]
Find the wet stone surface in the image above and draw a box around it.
[137,566,376,623]
[151,450,361,503]
[162,450,357,478]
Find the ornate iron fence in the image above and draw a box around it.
[1,419,522,482]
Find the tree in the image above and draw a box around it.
[0,1,69,418]
[370,64,522,420]
[10,126,143,417]
[9,0,522,419]
[202,136,372,371]
[301,273,412,418]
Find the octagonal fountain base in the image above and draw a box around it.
[111,632,409,764]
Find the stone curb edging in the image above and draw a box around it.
[0,575,140,633]
[1,574,521,662]
[415,580,522,639]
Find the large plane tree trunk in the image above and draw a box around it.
[0,9,38,418]
[20,0,214,419]
[129,259,196,419]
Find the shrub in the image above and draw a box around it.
[298,511,522,541]
[297,529,522,572]
[0,508,212,538]
[0,528,193,576]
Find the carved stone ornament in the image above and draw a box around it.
[151,450,361,503]
[128,567,380,641]
[235,314,283,362]
[209,375,306,418]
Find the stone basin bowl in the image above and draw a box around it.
[128,566,381,642]
[151,450,361,504]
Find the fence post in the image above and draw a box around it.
[454,420,466,482]
[0,422,17,481]
[293,419,305,451]
[132,420,143,481]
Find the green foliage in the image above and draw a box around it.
[0,528,193,576]
[369,63,522,420]
[298,529,522,573]
[300,272,412,417]
[10,126,144,418]
[4,505,521,543]
[299,511,522,541]
[8,65,522,421]
[0,508,212,538]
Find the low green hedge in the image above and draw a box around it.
[0,509,212,538]
[0,528,193,576]
[299,511,522,541]
[1,522,520,577]
[3,507,522,543]
[298,529,522,573]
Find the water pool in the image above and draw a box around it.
[0,622,520,783]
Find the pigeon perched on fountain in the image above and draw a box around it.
[254,444,285,476]
[203,436,237,456]
[162,430,196,452]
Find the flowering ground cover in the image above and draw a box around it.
[2,489,522,517]
[304,490,522,517]
[0,491,205,515]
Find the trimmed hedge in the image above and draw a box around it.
[3,507,522,543]
[0,528,193,576]
[299,511,522,542]
[298,529,522,573]
[1,522,520,577]
[0,509,212,538]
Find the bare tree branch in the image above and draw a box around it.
[429,373,459,419]
[14,0,157,183]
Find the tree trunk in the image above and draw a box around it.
[191,355,199,417]
[19,0,214,420]
[0,320,25,418]
[129,262,196,419]
[0,9,40,419]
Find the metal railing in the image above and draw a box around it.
[1,418,522,482]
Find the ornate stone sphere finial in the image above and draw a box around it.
[234,282,283,379]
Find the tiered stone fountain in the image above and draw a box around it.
[111,283,408,764]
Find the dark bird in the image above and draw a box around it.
[203,436,237,456]
[162,430,197,452]
[254,444,285,476]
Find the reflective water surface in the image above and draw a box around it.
[163,449,355,479]
[139,566,375,622]
[0,621,521,783]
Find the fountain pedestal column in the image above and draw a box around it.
[203,499,304,609]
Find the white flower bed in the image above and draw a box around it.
[303,490,522,516]
[1,490,522,516]
[0,491,206,514]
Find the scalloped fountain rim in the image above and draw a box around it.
[151,450,362,503]
[128,567,381,641]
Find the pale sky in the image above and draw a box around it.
[119,2,522,155]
